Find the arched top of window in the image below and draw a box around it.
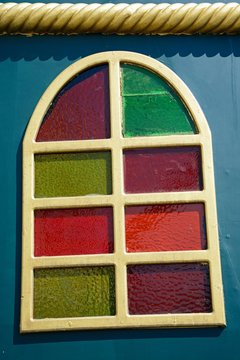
[24,51,210,145]
[21,52,225,333]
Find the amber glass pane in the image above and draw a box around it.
[124,147,202,193]
[125,203,207,252]
[121,64,196,137]
[35,207,113,256]
[35,152,112,197]
[127,263,212,314]
[36,65,110,141]
[34,267,115,318]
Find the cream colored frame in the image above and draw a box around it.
[1,2,240,35]
[21,51,225,333]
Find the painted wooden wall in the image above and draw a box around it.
[1,1,240,359]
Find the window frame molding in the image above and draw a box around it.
[21,51,225,332]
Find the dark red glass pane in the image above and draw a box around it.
[125,203,207,252]
[36,65,110,141]
[34,207,113,256]
[124,147,203,193]
[127,263,212,314]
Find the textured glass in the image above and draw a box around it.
[34,266,116,318]
[35,152,112,197]
[35,207,113,256]
[36,65,110,141]
[127,263,212,314]
[124,147,202,193]
[125,203,207,252]
[121,64,196,137]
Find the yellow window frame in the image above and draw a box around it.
[21,51,225,332]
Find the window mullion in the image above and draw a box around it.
[123,191,207,205]
[121,134,202,148]
[32,139,113,153]
[31,254,116,268]
[32,195,114,209]
[109,58,128,322]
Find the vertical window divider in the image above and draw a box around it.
[109,58,128,321]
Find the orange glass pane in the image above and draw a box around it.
[125,203,206,252]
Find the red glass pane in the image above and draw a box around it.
[125,203,206,252]
[124,147,202,193]
[34,207,113,256]
[127,263,212,314]
[36,65,110,141]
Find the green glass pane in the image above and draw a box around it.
[121,65,196,137]
[123,95,195,137]
[35,152,112,197]
[34,266,116,318]
[122,64,170,95]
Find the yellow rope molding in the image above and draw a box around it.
[0,2,240,35]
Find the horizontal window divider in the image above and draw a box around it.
[123,191,206,204]
[31,139,113,153]
[30,135,203,154]
[32,195,114,209]
[22,312,221,333]
[121,134,202,149]
[31,254,116,268]
[31,251,210,269]
[124,250,209,264]
[32,192,206,209]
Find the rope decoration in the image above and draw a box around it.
[0,2,240,35]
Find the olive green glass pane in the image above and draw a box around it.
[34,267,116,318]
[35,152,112,197]
[121,64,196,137]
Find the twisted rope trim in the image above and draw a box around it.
[1,2,240,35]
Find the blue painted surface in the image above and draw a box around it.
[0,34,240,360]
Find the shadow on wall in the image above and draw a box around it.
[1,34,240,62]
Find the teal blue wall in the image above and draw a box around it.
[1,32,240,360]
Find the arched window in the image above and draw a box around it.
[21,51,225,332]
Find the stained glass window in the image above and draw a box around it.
[21,51,225,332]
